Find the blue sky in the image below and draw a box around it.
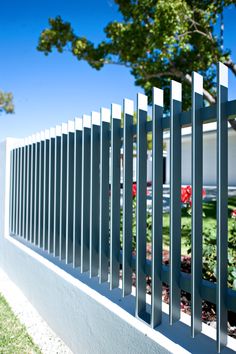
[1,1,236,140]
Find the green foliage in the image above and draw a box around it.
[0,90,14,114]
[38,1,236,110]
[0,293,41,353]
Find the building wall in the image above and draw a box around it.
[165,129,236,186]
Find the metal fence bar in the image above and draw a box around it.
[89,112,100,277]
[151,87,164,328]
[122,99,134,296]
[16,147,20,235]
[81,115,91,273]
[38,132,45,247]
[26,140,32,241]
[60,124,68,260]
[136,93,148,320]
[9,150,14,234]
[99,108,110,283]
[216,62,228,353]
[43,130,50,250]
[53,126,62,257]
[73,118,82,268]
[12,148,16,234]
[30,137,36,243]
[34,134,40,245]
[191,72,204,337]
[48,128,56,253]
[66,121,75,264]
[22,140,27,238]
[169,80,182,325]
[110,104,121,289]
[19,144,23,236]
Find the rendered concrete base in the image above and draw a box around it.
[0,236,235,354]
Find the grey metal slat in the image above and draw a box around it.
[9,150,14,234]
[99,108,110,283]
[19,145,23,236]
[81,115,91,273]
[30,140,36,243]
[48,132,55,253]
[73,119,82,268]
[136,93,148,320]
[122,99,134,296]
[151,88,164,328]
[54,130,61,257]
[34,138,40,245]
[191,72,204,337]
[22,143,27,238]
[89,112,100,277]
[12,149,16,234]
[38,135,45,247]
[43,133,50,250]
[26,143,32,241]
[59,125,68,260]
[169,80,182,325]
[16,147,20,235]
[216,62,228,352]
[66,123,75,264]
[110,104,121,289]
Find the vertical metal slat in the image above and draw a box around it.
[54,127,62,256]
[122,99,134,296]
[151,87,164,328]
[169,80,182,325]
[216,62,228,352]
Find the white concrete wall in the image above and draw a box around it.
[165,129,236,186]
[0,139,236,354]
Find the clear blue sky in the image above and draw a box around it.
[1,1,236,141]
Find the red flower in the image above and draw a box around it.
[181,185,206,205]
[132,183,137,198]
[231,209,236,219]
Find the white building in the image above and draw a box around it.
[164,123,236,186]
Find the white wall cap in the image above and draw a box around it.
[153,87,164,107]
[61,122,67,134]
[138,93,148,111]
[171,80,182,102]
[75,117,82,131]
[111,103,121,119]
[40,131,45,140]
[68,120,75,133]
[219,62,228,88]
[101,107,110,123]
[44,129,50,140]
[50,127,56,138]
[124,99,134,115]
[193,72,203,95]
[55,125,62,136]
[83,115,91,128]
[92,111,100,126]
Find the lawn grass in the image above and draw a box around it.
[0,293,41,353]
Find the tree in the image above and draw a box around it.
[0,90,14,114]
[37,0,236,128]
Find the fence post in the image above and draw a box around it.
[122,98,134,297]
[216,62,228,352]
[136,93,148,320]
[81,115,91,273]
[151,87,164,328]
[38,132,45,247]
[43,130,50,250]
[191,72,204,337]
[99,108,110,283]
[169,80,182,325]
[48,128,56,253]
[110,103,121,290]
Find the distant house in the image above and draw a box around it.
[164,123,236,186]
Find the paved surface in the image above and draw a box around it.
[0,269,72,354]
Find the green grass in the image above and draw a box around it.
[162,197,236,255]
[0,293,41,354]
